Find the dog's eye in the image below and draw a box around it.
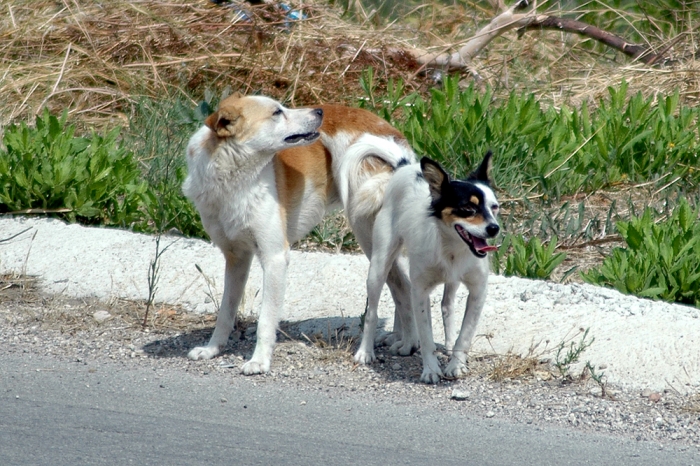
[453,208,474,218]
[273,108,283,116]
[491,204,499,212]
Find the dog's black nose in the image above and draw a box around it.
[314,108,323,118]
[486,224,500,237]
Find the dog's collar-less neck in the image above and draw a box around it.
[210,142,275,182]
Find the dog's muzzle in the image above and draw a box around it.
[455,224,499,258]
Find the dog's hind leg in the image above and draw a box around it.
[441,282,459,354]
[444,271,489,379]
[188,250,254,361]
[349,215,414,352]
[241,250,289,375]
[385,256,419,356]
[376,256,418,350]
[411,283,442,384]
[354,216,402,364]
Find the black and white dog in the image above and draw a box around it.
[355,152,500,383]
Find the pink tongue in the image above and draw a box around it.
[471,236,498,253]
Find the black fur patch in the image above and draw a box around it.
[396,157,411,168]
[429,180,488,219]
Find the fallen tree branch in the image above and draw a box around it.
[405,0,538,72]
[519,16,667,65]
[399,0,672,73]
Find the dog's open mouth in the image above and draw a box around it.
[284,132,320,144]
[455,225,498,258]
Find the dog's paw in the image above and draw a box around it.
[419,353,443,384]
[389,338,419,356]
[375,332,399,347]
[419,367,443,384]
[353,349,376,365]
[187,346,220,360]
[240,358,270,375]
[443,358,469,379]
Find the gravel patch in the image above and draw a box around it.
[1,280,699,453]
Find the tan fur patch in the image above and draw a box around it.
[318,105,405,140]
[360,155,394,176]
[274,142,333,232]
[206,94,273,140]
[470,195,479,205]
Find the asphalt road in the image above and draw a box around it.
[1,353,697,466]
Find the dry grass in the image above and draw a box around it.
[683,394,700,413]
[0,0,423,129]
[0,273,216,332]
[1,0,699,131]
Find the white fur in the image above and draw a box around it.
[355,162,500,383]
[184,95,417,375]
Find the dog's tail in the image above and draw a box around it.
[333,134,416,220]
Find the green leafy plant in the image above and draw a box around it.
[492,234,567,280]
[582,199,700,307]
[125,96,208,237]
[305,213,358,252]
[584,361,608,397]
[362,76,700,200]
[0,109,147,228]
[554,328,595,378]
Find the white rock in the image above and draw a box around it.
[92,310,111,323]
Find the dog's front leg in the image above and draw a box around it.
[188,250,254,360]
[412,285,442,384]
[241,250,288,375]
[444,274,488,379]
[441,282,459,354]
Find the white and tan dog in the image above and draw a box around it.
[183,93,416,374]
[355,153,500,383]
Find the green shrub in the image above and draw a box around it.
[360,72,700,200]
[124,96,207,237]
[491,234,568,280]
[581,199,700,307]
[0,110,147,228]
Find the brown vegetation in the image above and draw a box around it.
[2,0,699,131]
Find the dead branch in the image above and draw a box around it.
[519,16,667,65]
[404,0,670,73]
[405,0,537,71]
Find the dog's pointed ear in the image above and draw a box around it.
[205,105,242,138]
[468,150,493,183]
[420,157,449,200]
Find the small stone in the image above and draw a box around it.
[451,389,469,401]
[92,310,111,323]
[392,363,401,371]
[485,411,495,418]
[641,388,653,397]
[649,392,662,403]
